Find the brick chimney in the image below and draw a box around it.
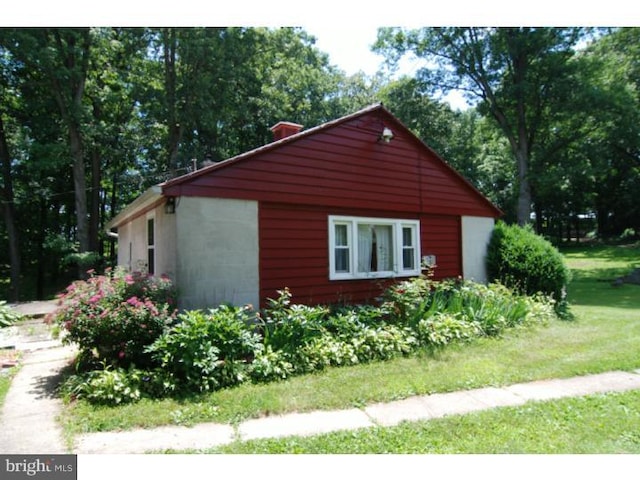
[270,121,304,141]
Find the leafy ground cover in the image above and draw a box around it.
[60,242,640,445]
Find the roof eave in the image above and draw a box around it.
[105,185,163,231]
[162,103,385,194]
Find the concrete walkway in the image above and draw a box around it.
[0,345,77,454]
[74,369,640,453]
[2,304,640,454]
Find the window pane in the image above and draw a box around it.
[402,227,413,247]
[357,224,393,273]
[374,225,393,271]
[147,218,155,246]
[334,224,348,246]
[357,224,373,272]
[335,248,349,273]
[402,226,416,270]
[147,247,155,275]
[403,248,415,270]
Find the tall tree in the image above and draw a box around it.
[45,28,92,255]
[0,113,20,301]
[0,37,21,300]
[577,28,640,236]
[374,27,585,225]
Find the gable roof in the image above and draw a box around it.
[161,103,502,217]
[108,104,502,230]
[161,103,385,191]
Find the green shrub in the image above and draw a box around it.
[416,313,481,346]
[350,325,418,362]
[64,276,560,404]
[260,289,418,374]
[147,305,261,393]
[61,365,142,406]
[0,301,22,328]
[383,276,558,343]
[293,335,358,372]
[48,268,177,368]
[259,288,330,354]
[457,282,531,336]
[487,221,571,314]
[249,345,294,383]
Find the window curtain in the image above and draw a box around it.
[374,225,393,271]
[357,224,373,273]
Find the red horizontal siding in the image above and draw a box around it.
[259,203,462,307]
[421,214,462,279]
[165,111,499,218]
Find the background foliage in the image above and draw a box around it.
[1,27,639,301]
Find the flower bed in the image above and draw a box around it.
[52,271,559,406]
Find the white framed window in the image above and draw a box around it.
[146,214,155,275]
[328,215,421,280]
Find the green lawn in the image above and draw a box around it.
[206,390,640,454]
[0,374,11,406]
[0,351,20,409]
[60,242,640,453]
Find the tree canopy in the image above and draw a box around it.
[1,26,638,301]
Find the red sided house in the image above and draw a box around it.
[106,104,502,310]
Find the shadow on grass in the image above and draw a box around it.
[562,241,640,264]
[563,242,640,310]
[569,269,640,310]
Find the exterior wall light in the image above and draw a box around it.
[379,127,394,143]
[165,196,176,214]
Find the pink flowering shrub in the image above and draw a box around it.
[47,268,177,369]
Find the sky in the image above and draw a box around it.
[302,25,471,109]
[302,26,409,77]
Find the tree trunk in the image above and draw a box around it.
[515,147,532,226]
[0,116,21,301]
[108,170,118,264]
[36,200,47,300]
[69,126,90,255]
[534,203,543,235]
[163,28,182,175]
[89,147,101,253]
[48,28,92,260]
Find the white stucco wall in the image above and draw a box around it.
[175,197,259,310]
[154,204,177,278]
[461,216,495,283]
[115,204,176,277]
[117,215,148,273]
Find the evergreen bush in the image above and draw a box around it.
[487,221,571,314]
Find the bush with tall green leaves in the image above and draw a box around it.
[383,276,555,338]
[487,221,571,314]
[147,305,262,393]
[48,268,177,368]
